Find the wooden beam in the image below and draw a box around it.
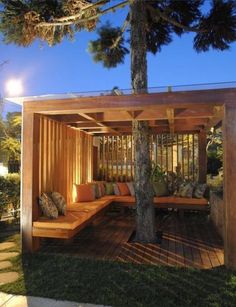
[198,130,207,183]
[48,108,215,123]
[206,106,224,130]
[47,114,90,123]
[223,104,236,269]
[77,113,120,136]
[70,122,101,129]
[21,112,40,252]
[24,88,236,114]
[175,118,209,126]
[166,108,175,134]
[175,106,214,119]
[126,110,143,119]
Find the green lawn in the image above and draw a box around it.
[0,232,236,307]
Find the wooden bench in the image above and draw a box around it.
[32,198,113,239]
[32,196,209,239]
[111,196,209,210]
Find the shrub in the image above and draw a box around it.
[0,173,20,220]
[0,176,8,219]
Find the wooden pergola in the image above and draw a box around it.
[18,87,236,268]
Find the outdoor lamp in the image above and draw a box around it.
[5,79,23,97]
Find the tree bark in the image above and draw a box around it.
[130,0,156,243]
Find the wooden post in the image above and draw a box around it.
[223,104,236,269]
[198,130,207,183]
[93,146,98,180]
[21,112,40,252]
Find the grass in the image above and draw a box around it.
[0,232,236,307]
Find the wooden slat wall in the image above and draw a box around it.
[38,116,93,204]
[98,134,199,181]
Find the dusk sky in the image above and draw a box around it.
[0,8,235,100]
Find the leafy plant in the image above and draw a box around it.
[5,173,20,218]
[0,174,20,220]
[0,112,21,165]
[0,176,8,219]
[151,163,166,182]
[1,137,21,161]
[207,129,223,175]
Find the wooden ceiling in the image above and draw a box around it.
[23,88,235,135]
[47,105,224,135]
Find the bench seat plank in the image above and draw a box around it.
[154,196,208,205]
[67,198,112,213]
[33,211,88,230]
[111,195,208,205]
[33,198,113,237]
[32,196,208,239]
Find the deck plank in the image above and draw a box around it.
[41,212,224,269]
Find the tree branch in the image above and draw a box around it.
[147,4,206,34]
[53,0,109,23]
[110,13,130,49]
[36,0,129,28]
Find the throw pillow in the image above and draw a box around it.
[117,182,130,196]
[39,193,58,219]
[105,182,114,195]
[193,183,207,199]
[75,184,96,202]
[179,182,194,198]
[51,192,66,215]
[113,183,121,196]
[96,182,105,196]
[89,183,101,198]
[126,182,135,196]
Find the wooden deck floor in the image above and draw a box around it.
[41,212,224,269]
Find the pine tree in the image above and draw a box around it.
[1,0,235,242]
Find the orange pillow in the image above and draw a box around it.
[75,184,96,202]
[117,183,130,196]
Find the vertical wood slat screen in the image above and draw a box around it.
[38,115,93,204]
[98,134,199,181]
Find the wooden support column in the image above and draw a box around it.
[198,130,207,183]
[223,104,236,269]
[21,112,40,252]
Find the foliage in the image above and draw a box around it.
[0,1,235,67]
[0,0,99,46]
[207,129,223,175]
[1,137,21,161]
[0,174,20,219]
[151,163,166,182]
[88,23,129,68]
[5,112,21,139]
[0,112,21,163]
[0,176,8,218]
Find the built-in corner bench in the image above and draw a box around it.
[32,196,209,239]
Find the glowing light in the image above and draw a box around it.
[0,163,8,176]
[5,79,23,97]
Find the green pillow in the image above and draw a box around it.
[193,183,207,199]
[105,182,114,195]
[153,180,169,197]
[89,183,101,198]
[179,182,194,198]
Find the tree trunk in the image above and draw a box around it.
[130,0,156,243]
